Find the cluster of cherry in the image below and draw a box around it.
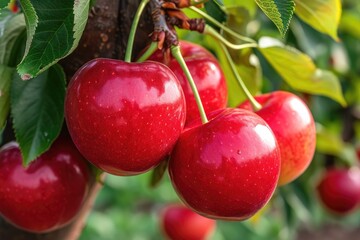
[0,41,316,235]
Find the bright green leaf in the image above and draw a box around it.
[339,10,360,39]
[72,0,91,52]
[255,0,295,36]
[0,64,14,129]
[11,64,65,165]
[17,0,90,80]
[295,0,341,41]
[0,0,10,9]
[258,37,346,106]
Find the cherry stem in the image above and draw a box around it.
[125,0,150,62]
[219,43,262,111]
[136,41,158,63]
[205,26,258,50]
[189,6,256,43]
[171,45,208,124]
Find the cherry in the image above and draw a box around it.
[161,204,216,240]
[317,168,360,214]
[238,91,316,185]
[65,59,186,176]
[169,108,280,220]
[148,41,228,124]
[0,136,90,233]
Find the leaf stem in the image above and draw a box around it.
[125,0,150,62]
[219,43,262,111]
[171,46,208,124]
[136,41,158,63]
[189,6,256,43]
[205,26,258,50]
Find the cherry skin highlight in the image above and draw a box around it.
[317,168,360,214]
[161,204,216,240]
[148,41,228,124]
[238,91,316,185]
[65,59,186,176]
[169,108,281,220]
[0,137,90,233]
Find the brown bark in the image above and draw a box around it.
[0,0,153,239]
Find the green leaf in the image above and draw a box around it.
[0,65,14,129]
[17,0,90,80]
[204,0,227,27]
[255,0,295,36]
[0,123,4,145]
[0,0,10,9]
[295,0,341,41]
[149,157,169,188]
[316,123,357,166]
[11,64,65,165]
[339,10,360,39]
[0,11,25,129]
[0,12,25,65]
[258,37,346,106]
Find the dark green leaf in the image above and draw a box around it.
[17,0,90,79]
[0,65,14,129]
[11,64,66,165]
[0,123,4,145]
[0,0,10,9]
[255,0,295,36]
[205,0,227,27]
[149,157,169,188]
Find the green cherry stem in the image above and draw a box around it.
[171,45,209,124]
[136,41,158,63]
[125,0,150,62]
[205,26,258,50]
[189,6,256,44]
[219,43,262,111]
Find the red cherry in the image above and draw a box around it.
[238,91,316,185]
[148,41,228,124]
[8,2,19,13]
[161,204,216,240]
[317,168,360,214]
[169,108,280,220]
[0,137,90,233]
[65,59,186,176]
